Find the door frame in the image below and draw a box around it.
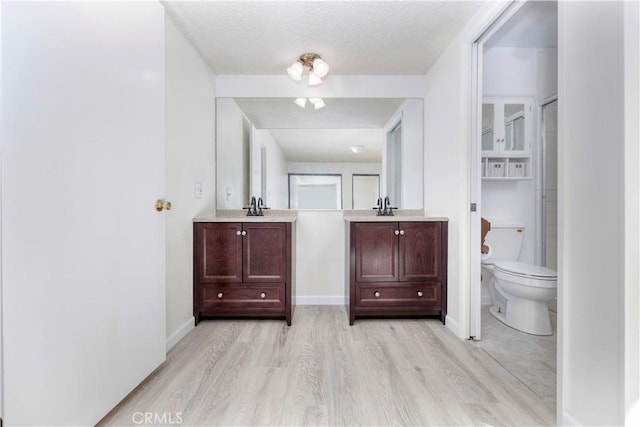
[1,0,5,419]
[468,1,528,340]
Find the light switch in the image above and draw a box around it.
[194,182,203,199]
[226,187,232,201]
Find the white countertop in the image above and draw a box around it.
[343,209,448,222]
[194,209,447,223]
[193,210,297,223]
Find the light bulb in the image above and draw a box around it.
[308,72,322,86]
[286,62,302,81]
[312,58,329,78]
[313,99,326,110]
[294,98,307,108]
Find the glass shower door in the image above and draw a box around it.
[542,100,558,269]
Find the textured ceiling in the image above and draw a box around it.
[162,1,557,166]
[163,0,483,75]
[163,1,481,163]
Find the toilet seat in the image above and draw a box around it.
[494,261,557,288]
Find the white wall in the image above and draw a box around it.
[165,15,216,349]
[537,48,558,101]
[558,1,626,424]
[1,2,166,424]
[481,181,535,262]
[624,2,640,425]
[423,35,471,335]
[288,162,381,210]
[294,211,346,305]
[251,128,288,209]
[0,0,4,420]
[481,48,540,266]
[483,47,537,96]
[216,98,250,209]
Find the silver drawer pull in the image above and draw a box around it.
[217,292,224,299]
[236,230,241,236]
[374,291,381,298]
[394,230,400,235]
[417,291,423,297]
[260,292,266,299]
[241,230,247,236]
[399,230,405,236]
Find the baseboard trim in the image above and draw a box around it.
[562,410,582,426]
[166,316,194,353]
[295,296,346,305]
[445,314,459,337]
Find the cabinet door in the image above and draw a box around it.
[483,99,531,155]
[481,102,498,152]
[195,222,243,283]
[243,222,286,282]
[353,222,399,282]
[399,222,441,281]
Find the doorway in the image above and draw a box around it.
[468,0,559,411]
[469,0,558,340]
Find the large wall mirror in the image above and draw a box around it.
[216,98,424,210]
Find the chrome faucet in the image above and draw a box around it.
[244,196,258,216]
[372,196,396,216]
[373,197,384,216]
[244,196,270,216]
[257,197,270,216]
[383,196,397,216]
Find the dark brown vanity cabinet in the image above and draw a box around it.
[348,221,447,325]
[194,222,293,326]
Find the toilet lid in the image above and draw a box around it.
[494,261,557,280]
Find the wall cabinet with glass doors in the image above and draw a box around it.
[482,98,533,180]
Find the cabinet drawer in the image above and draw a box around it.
[355,283,441,307]
[200,283,285,310]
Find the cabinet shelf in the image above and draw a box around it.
[482,156,531,180]
[482,176,533,181]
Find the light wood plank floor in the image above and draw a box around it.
[99,306,555,426]
[474,306,557,412]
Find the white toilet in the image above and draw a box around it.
[481,224,557,336]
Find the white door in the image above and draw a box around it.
[1,2,166,425]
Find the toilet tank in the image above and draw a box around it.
[483,224,525,263]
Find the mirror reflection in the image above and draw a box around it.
[482,101,526,152]
[216,98,424,210]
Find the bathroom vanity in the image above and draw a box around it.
[193,211,296,325]
[345,215,448,325]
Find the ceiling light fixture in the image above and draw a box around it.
[294,97,326,110]
[309,97,326,110]
[287,52,330,86]
[351,145,364,154]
